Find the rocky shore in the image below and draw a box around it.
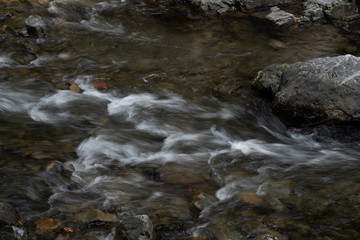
[187,0,360,127]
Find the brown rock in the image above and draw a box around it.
[69,83,81,93]
[71,206,117,224]
[93,81,110,91]
[34,218,63,236]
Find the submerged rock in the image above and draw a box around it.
[160,162,211,184]
[0,202,20,227]
[193,192,218,210]
[266,7,296,27]
[252,54,360,127]
[71,206,117,224]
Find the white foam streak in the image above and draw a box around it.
[0,55,14,67]
[79,19,124,35]
[108,93,187,117]
[162,133,203,151]
[200,108,235,119]
[230,139,281,156]
[29,90,81,122]
[76,135,143,169]
[0,86,36,113]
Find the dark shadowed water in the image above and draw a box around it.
[1,0,360,239]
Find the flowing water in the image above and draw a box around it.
[1,0,360,239]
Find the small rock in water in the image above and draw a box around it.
[116,214,153,240]
[0,202,20,227]
[193,193,217,210]
[69,83,81,93]
[34,218,62,237]
[25,15,46,37]
[55,82,73,90]
[71,206,117,224]
[94,81,110,91]
[266,7,296,27]
[268,39,287,49]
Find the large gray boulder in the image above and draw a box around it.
[252,55,360,127]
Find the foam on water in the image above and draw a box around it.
[0,84,36,114]
[76,135,144,170]
[0,55,14,67]
[3,74,360,229]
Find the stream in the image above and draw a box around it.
[1,0,360,239]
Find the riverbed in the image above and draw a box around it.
[1,0,360,239]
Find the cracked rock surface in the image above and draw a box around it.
[252,55,360,126]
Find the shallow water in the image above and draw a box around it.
[1,0,360,239]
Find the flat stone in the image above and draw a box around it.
[34,218,63,237]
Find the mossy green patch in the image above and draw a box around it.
[252,72,264,89]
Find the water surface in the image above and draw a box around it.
[1,0,360,239]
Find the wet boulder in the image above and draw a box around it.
[252,54,360,127]
[25,15,46,37]
[266,6,296,27]
[115,214,153,240]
